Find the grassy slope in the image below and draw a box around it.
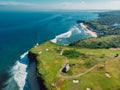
[61,60,120,90]
[30,41,120,90]
[61,48,120,90]
[70,35,120,49]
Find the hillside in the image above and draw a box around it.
[29,42,120,90]
[70,35,120,49]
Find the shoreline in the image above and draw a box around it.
[80,23,97,38]
[3,52,29,90]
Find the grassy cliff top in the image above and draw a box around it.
[29,41,120,90]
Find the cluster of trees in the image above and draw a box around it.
[63,49,80,58]
[63,49,89,58]
[70,35,120,49]
[98,11,120,25]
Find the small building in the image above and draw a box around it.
[62,63,70,73]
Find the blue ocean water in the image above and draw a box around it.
[0,11,98,89]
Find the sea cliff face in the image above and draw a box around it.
[28,52,37,62]
[28,51,47,90]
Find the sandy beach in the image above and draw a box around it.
[80,23,97,38]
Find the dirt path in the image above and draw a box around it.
[58,65,97,79]
[60,49,64,55]
[55,78,65,88]
[58,56,120,79]
[57,56,97,79]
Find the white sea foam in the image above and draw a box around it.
[3,52,29,90]
[51,31,72,43]
[20,52,28,59]
[51,25,81,44]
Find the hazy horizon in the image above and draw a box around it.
[0,0,120,11]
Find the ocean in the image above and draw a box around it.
[0,11,98,90]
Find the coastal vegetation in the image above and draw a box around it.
[70,35,120,49]
[29,42,120,90]
[63,49,80,58]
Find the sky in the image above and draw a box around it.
[0,0,120,11]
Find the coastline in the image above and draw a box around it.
[3,52,29,90]
[80,23,97,38]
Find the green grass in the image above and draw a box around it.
[61,60,120,90]
[63,49,80,58]
[29,41,120,90]
[70,35,120,49]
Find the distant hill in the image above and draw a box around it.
[77,11,120,36]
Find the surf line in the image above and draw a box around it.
[3,51,39,90]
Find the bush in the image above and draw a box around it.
[70,35,120,49]
[63,49,80,58]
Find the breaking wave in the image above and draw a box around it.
[3,52,29,90]
[51,24,91,45]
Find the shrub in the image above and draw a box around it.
[63,49,80,58]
